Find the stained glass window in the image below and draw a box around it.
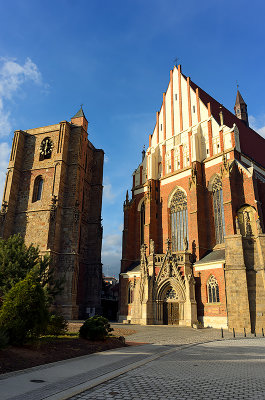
[212,176,225,244]
[207,275,220,303]
[170,188,188,251]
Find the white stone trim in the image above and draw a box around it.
[194,262,224,271]
[161,169,191,186]
[241,155,265,177]
[199,316,228,329]
[205,155,223,168]
[134,186,147,196]
[120,271,141,278]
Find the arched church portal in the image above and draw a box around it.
[156,280,185,325]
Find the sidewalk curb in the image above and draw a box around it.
[45,337,265,400]
[43,345,179,400]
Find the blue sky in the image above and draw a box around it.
[0,0,265,277]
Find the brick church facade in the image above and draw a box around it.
[0,108,104,319]
[119,65,265,332]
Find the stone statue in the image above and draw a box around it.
[184,237,188,251]
[150,239,155,254]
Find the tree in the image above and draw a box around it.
[0,234,64,304]
[0,272,49,345]
[0,234,39,296]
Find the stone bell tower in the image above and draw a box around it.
[0,108,104,319]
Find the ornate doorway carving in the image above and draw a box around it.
[162,288,179,325]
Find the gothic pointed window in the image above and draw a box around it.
[128,283,134,304]
[170,188,188,251]
[32,176,44,202]
[207,275,220,303]
[212,176,225,244]
[140,201,145,245]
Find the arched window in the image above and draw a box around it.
[32,176,44,202]
[212,176,225,244]
[128,284,134,304]
[207,275,220,303]
[140,201,145,245]
[170,188,188,251]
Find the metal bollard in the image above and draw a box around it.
[233,328,235,338]
[262,328,264,337]
[244,327,246,337]
[221,327,224,338]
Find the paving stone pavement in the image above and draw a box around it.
[112,323,236,345]
[69,338,265,400]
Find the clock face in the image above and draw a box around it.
[40,137,53,157]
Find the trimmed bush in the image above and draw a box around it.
[79,316,113,341]
[0,272,49,345]
[45,313,68,336]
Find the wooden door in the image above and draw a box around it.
[163,302,179,325]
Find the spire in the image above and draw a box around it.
[72,105,86,119]
[71,105,88,131]
[235,90,246,106]
[234,89,249,127]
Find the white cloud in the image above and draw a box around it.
[249,114,265,139]
[102,232,122,278]
[103,180,116,203]
[0,142,11,199]
[0,57,43,136]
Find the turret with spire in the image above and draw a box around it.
[71,105,88,131]
[234,89,249,126]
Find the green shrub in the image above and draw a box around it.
[0,272,49,345]
[45,313,68,336]
[0,328,9,349]
[79,315,113,341]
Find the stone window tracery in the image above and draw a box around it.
[165,288,177,300]
[170,188,188,252]
[207,275,220,303]
[212,176,225,244]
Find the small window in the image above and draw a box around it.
[175,94,178,101]
[207,149,209,154]
[193,105,195,113]
[32,176,44,202]
[207,275,220,303]
[161,124,163,131]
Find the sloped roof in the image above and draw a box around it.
[186,75,265,169]
[125,261,140,273]
[194,249,225,265]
